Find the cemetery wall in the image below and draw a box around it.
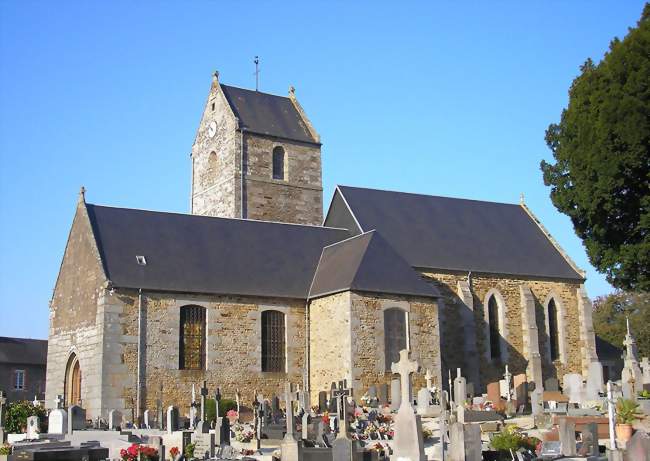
[308,291,352,402]
[112,291,307,418]
[191,76,239,218]
[243,134,323,225]
[421,270,589,389]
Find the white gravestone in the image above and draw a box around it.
[108,409,122,430]
[416,388,438,417]
[26,415,40,440]
[166,406,178,434]
[586,361,604,400]
[563,373,584,405]
[391,349,426,461]
[453,368,467,406]
[48,395,67,435]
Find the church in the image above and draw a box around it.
[45,72,598,421]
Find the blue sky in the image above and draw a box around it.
[0,1,644,339]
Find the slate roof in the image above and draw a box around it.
[221,85,318,144]
[87,204,349,299]
[309,231,440,299]
[325,186,583,280]
[595,335,623,362]
[0,337,48,365]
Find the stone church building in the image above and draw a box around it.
[45,72,598,420]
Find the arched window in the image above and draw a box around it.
[64,353,82,407]
[384,308,408,371]
[179,305,206,370]
[262,310,286,372]
[487,295,501,361]
[547,298,560,361]
[272,146,286,180]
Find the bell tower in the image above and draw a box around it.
[190,72,323,226]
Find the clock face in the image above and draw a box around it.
[208,121,217,138]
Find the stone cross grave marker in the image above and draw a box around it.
[214,387,222,419]
[236,388,241,415]
[503,365,512,401]
[425,368,433,390]
[391,349,426,461]
[195,380,210,433]
[284,382,296,441]
[332,381,352,438]
[54,394,63,409]
[390,377,401,411]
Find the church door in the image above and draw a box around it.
[65,354,82,406]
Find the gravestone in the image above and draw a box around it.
[67,405,85,434]
[513,373,527,407]
[563,373,584,405]
[366,385,377,406]
[531,389,543,416]
[586,362,604,400]
[166,406,179,434]
[108,409,122,430]
[577,422,599,457]
[453,368,467,406]
[281,383,301,461]
[626,429,650,461]
[425,369,433,390]
[642,358,650,389]
[391,350,426,461]
[390,378,401,411]
[143,409,151,429]
[273,395,283,423]
[545,377,559,392]
[26,416,40,439]
[378,383,388,406]
[318,391,327,412]
[449,422,481,461]
[487,382,501,408]
[416,388,436,417]
[559,418,577,456]
[195,380,210,433]
[48,408,68,434]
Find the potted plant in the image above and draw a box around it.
[184,442,196,460]
[615,398,643,442]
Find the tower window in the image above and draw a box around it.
[261,310,285,372]
[384,308,408,371]
[14,369,25,390]
[179,305,206,370]
[211,102,215,111]
[548,298,560,361]
[487,295,501,361]
[272,146,286,180]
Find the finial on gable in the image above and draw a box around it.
[79,186,86,203]
[289,85,296,98]
[520,192,525,205]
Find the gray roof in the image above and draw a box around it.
[0,337,48,365]
[595,336,623,362]
[87,204,348,299]
[309,231,440,299]
[221,85,317,144]
[325,186,583,280]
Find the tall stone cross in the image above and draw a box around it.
[425,369,433,391]
[391,349,419,410]
[235,389,241,414]
[503,365,512,402]
[284,382,296,441]
[332,381,352,437]
[200,380,208,421]
[214,387,222,419]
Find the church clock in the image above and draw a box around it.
[207,121,217,138]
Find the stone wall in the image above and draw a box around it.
[420,270,591,390]
[309,291,441,402]
[108,291,306,420]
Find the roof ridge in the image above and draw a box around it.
[87,203,347,231]
[220,83,290,100]
[338,184,520,207]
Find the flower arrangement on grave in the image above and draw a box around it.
[232,422,255,443]
[0,443,11,455]
[241,449,255,456]
[184,443,196,459]
[639,389,650,399]
[489,425,539,455]
[226,408,239,424]
[169,446,180,459]
[322,412,330,425]
[421,428,433,440]
[350,406,394,441]
[119,443,159,461]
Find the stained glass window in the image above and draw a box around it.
[180,305,206,370]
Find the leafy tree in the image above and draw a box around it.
[5,401,47,434]
[592,291,650,357]
[541,4,650,291]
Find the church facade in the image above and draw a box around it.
[45,73,598,421]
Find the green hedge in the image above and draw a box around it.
[5,401,48,434]
[206,399,237,422]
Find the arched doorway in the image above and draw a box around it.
[64,353,82,407]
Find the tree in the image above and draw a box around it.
[541,4,650,291]
[5,401,47,434]
[592,291,650,357]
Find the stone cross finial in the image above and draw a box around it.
[289,86,296,97]
[284,382,295,440]
[391,349,419,410]
[504,365,512,402]
[54,394,63,409]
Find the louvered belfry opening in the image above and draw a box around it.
[180,305,206,370]
[261,310,285,372]
[384,308,407,370]
[488,296,501,360]
[548,299,560,361]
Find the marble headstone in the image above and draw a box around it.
[48,408,68,434]
[390,378,401,411]
[562,373,584,405]
[108,409,122,430]
[26,415,40,439]
[67,405,86,434]
[586,362,604,400]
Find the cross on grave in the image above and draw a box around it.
[391,349,419,409]
[54,394,64,410]
[252,390,262,448]
[200,380,208,421]
[503,365,512,402]
[284,383,296,441]
[331,381,352,437]
[214,387,222,419]
[425,369,433,390]
[235,389,241,415]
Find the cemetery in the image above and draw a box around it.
[2,333,650,461]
